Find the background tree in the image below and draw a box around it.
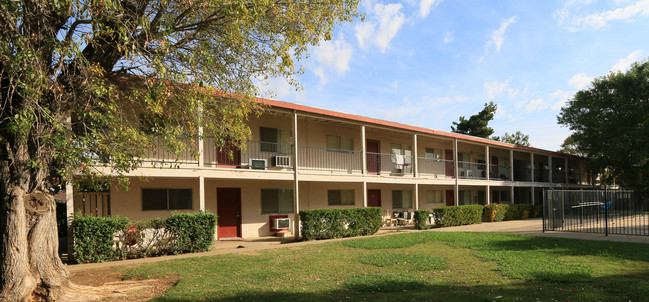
[451,101,498,138]
[558,59,649,188]
[0,1,360,300]
[558,134,586,157]
[492,131,531,147]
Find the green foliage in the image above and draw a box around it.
[358,252,447,271]
[558,59,649,188]
[503,204,531,220]
[71,213,129,263]
[492,131,531,146]
[72,212,217,263]
[432,205,484,227]
[299,207,381,240]
[558,134,586,157]
[482,204,508,222]
[483,204,542,221]
[413,210,430,230]
[451,101,497,138]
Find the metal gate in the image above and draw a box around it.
[543,190,649,236]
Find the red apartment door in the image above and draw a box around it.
[366,140,380,174]
[445,150,454,177]
[367,189,381,207]
[217,188,242,239]
[445,190,455,206]
[491,156,499,178]
[216,142,241,167]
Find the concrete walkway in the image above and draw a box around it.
[67,218,649,273]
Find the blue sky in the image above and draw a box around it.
[259,0,649,151]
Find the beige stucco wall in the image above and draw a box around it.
[418,185,454,211]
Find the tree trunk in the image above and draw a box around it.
[0,180,70,301]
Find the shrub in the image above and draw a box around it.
[432,205,483,227]
[503,204,532,220]
[482,204,508,222]
[300,207,382,240]
[72,212,128,263]
[529,205,543,218]
[413,210,430,230]
[166,212,217,253]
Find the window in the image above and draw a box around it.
[392,190,413,209]
[458,190,472,205]
[328,190,355,206]
[391,143,412,165]
[425,148,443,160]
[142,188,192,210]
[426,190,443,203]
[260,127,292,153]
[261,189,294,214]
[458,152,471,169]
[326,135,354,151]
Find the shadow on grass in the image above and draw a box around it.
[148,271,649,302]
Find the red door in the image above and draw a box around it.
[216,142,241,167]
[367,189,381,207]
[217,188,241,239]
[491,156,499,178]
[445,190,455,206]
[445,150,454,177]
[366,140,380,174]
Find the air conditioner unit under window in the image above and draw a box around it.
[272,156,291,168]
[273,218,290,230]
[249,158,267,170]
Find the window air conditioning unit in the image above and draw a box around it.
[249,158,267,170]
[272,155,291,168]
[273,218,291,230]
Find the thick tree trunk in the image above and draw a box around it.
[0,181,70,301]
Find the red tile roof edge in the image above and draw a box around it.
[256,97,580,159]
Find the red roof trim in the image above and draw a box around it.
[255,97,578,159]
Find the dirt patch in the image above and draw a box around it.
[67,267,180,301]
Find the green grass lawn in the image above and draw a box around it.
[122,232,649,301]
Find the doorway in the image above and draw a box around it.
[366,140,380,174]
[367,189,381,207]
[217,188,242,239]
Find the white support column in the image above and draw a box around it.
[548,156,553,183]
[199,175,205,212]
[363,181,368,207]
[292,111,300,238]
[454,138,459,206]
[198,126,204,169]
[414,183,419,210]
[531,153,535,182]
[486,146,490,180]
[510,185,515,204]
[361,125,367,175]
[486,185,491,205]
[531,187,535,205]
[65,181,74,259]
[413,134,418,177]
[510,150,514,182]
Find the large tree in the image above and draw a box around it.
[492,131,531,147]
[451,101,497,138]
[558,59,649,188]
[0,1,360,300]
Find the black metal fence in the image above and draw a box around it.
[543,190,649,236]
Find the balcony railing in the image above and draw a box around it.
[417,158,454,178]
[204,140,293,169]
[143,137,199,166]
[514,167,533,182]
[553,171,566,183]
[534,168,550,182]
[568,171,588,184]
[457,161,487,179]
[297,146,362,173]
[489,164,511,180]
[366,152,413,176]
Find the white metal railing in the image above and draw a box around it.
[297,146,362,173]
[417,157,454,178]
[366,152,413,176]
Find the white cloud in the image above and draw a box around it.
[555,0,649,31]
[443,31,454,44]
[481,16,517,61]
[610,50,644,73]
[355,2,406,52]
[550,89,573,110]
[483,78,511,99]
[310,35,353,85]
[312,67,327,85]
[524,98,548,113]
[568,73,592,90]
[419,0,442,18]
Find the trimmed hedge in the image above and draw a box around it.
[72,211,217,263]
[432,205,483,227]
[483,204,544,222]
[483,204,509,222]
[413,210,430,230]
[300,207,382,240]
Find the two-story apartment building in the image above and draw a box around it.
[66,98,592,239]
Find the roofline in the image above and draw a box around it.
[255,97,580,159]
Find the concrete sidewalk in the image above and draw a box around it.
[67,218,649,273]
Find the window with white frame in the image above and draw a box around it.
[260,127,292,153]
[392,190,413,209]
[142,188,192,211]
[326,135,354,152]
[425,148,443,160]
[328,189,355,206]
[391,143,412,165]
[458,190,472,205]
[261,189,294,214]
[426,190,444,203]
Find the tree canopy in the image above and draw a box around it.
[557,134,586,157]
[0,0,360,300]
[558,59,649,188]
[492,131,531,147]
[451,101,497,138]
